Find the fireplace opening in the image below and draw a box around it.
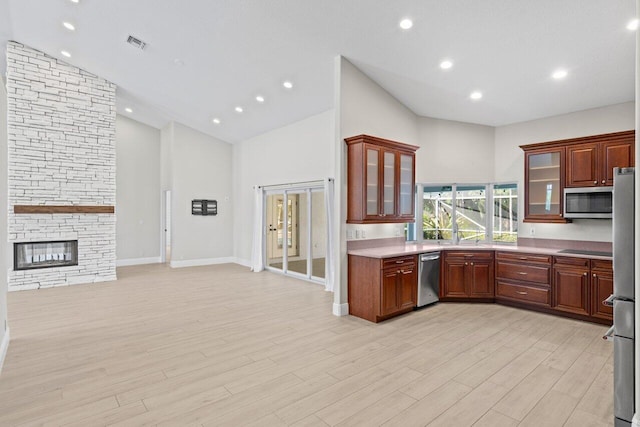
[14,240,79,271]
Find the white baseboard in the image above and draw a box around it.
[116,257,162,267]
[233,258,251,268]
[333,302,349,316]
[0,327,10,375]
[170,257,236,268]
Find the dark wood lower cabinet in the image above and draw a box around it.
[591,260,614,322]
[348,254,417,323]
[552,265,590,316]
[441,251,494,300]
[550,257,612,324]
[348,250,611,325]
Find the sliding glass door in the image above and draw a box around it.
[265,184,326,283]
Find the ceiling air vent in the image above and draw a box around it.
[126,35,147,50]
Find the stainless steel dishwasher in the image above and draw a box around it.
[418,252,440,307]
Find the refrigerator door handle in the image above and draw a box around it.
[603,325,615,341]
[603,294,616,307]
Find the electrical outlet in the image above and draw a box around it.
[355,230,361,239]
[361,230,366,238]
[346,230,353,239]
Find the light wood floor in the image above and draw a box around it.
[0,263,613,426]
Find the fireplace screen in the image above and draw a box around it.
[14,240,78,271]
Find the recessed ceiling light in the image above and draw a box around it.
[70,0,79,3]
[552,69,568,80]
[440,60,453,70]
[470,91,483,100]
[125,107,133,113]
[399,18,413,30]
[212,118,221,124]
[255,95,265,103]
[63,22,75,31]
[627,18,639,31]
[283,81,293,89]
[235,106,244,113]
[60,50,71,58]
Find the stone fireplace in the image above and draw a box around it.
[6,42,117,290]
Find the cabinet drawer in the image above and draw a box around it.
[496,261,550,285]
[445,251,494,260]
[554,256,590,268]
[382,256,416,269]
[496,281,550,305]
[496,251,551,264]
[591,259,613,271]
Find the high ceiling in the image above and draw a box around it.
[0,0,636,143]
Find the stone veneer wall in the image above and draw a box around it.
[6,42,117,290]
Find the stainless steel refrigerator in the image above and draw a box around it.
[608,167,635,426]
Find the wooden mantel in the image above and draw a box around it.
[13,205,115,214]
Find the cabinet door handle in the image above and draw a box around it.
[593,180,597,184]
[601,180,605,184]
[518,272,528,275]
[593,273,597,278]
[583,272,587,276]
[516,291,528,295]
[470,262,474,266]
[465,262,468,265]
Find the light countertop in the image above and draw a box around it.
[347,243,613,260]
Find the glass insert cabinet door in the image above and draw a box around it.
[525,148,564,220]
[383,151,395,215]
[365,147,399,219]
[366,148,379,216]
[399,154,413,216]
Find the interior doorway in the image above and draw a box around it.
[163,190,172,264]
[264,184,326,283]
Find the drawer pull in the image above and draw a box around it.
[395,260,404,264]
[518,272,528,275]
[519,257,528,260]
[401,270,412,275]
[516,291,528,295]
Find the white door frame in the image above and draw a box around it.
[263,182,325,285]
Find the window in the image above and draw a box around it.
[492,183,518,242]
[415,183,518,244]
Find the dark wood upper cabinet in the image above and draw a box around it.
[522,146,568,223]
[565,132,634,187]
[345,135,418,224]
[601,139,635,186]
[521,130,634,222]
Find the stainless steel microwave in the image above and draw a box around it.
[563,187,613,219]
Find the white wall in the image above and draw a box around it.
[168,122,234,266]
[115,115,161,265]
[232,110,334,265]
[416,117,495,183]
[0,76,9,371]
[495,102,635,242]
